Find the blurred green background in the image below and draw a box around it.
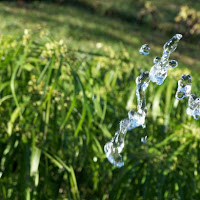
[0,0,200,199]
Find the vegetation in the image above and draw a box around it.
[0,1,200,200]
[175,5,200,38]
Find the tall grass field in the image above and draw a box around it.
[0,1,200,200]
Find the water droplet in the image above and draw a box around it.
[168,60,178,68]
[186,94,200,120]
[163,34,182,53]
[153,56,161,64]
[149,34,182,85]
[142,124,146,128]
[104,129,126,167]
[120,118,129,134]
[149,34,183,86]
[174,74,200,120]
[175,74,192,100]
[136,71,150,112]
[128,110,146,130]
[149,62,168,85]
[141,136,148,143]
[161,51,170,63]
[93,157,98,162]
[92,95,96,100]
[139,44,150,55]
[104,140,124,168]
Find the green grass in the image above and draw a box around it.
[0,1,200,200]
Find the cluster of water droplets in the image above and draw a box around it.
[149,34,182,85]
[175,74,200,120]
[104,34,183,168]
[176,74,192,100]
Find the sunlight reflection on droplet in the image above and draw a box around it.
[92,95,97,101]
[141,136,148,143]
[93,157,98,162]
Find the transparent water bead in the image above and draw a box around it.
[120,118,130,133]
[104,141,124,168]
[112,130,126,153]
[139,44,150,55]
[161,51,170,63]
[127,110,146,130]
[163,34,182,53]
[141,136,148,143]
[92,95,96,100]
[168,60,178,68]
[186,94,200,120]
[104,130,126,168]
[149,62,168,85]
[153,56,161,64]
[150,34,182,85]
[136,71,150,90]
[136,71,150,112]
[175,74,192,100]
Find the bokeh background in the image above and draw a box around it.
[0,0,200,199]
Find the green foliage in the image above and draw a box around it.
[0,2,200,200]
[175,5,200,37]
[137,1,158,28]
[0,30,200,200]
